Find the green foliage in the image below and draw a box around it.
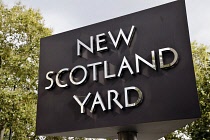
[0,1,52,139]
[165,42,210,140]
[186,42,210,139]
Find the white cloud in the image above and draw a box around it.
[4,0,210,45]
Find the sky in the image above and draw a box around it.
[4,0,210,46]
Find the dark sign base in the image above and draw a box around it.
[118,131,137,140]
[44,118,197,140]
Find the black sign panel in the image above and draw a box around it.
[36,1,200,139]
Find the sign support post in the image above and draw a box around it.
[118,131,137,140]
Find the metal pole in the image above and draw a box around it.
[118,131,137,140]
